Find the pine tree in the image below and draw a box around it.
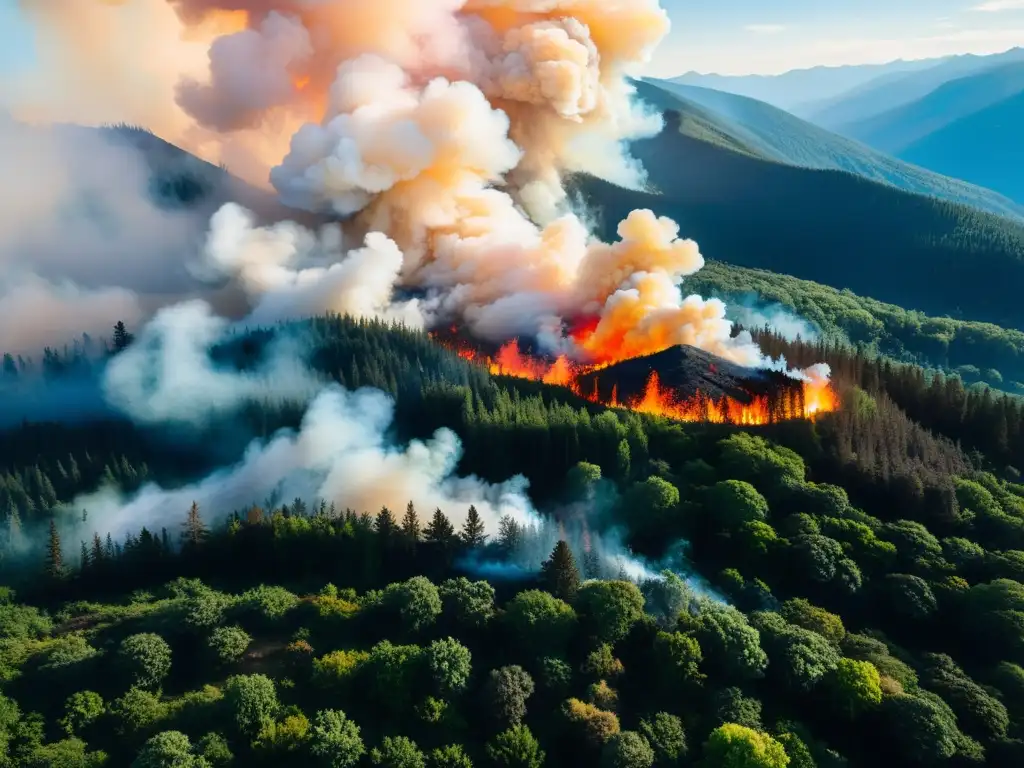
[424,508,456,546]
[540,540,581,601]
[375,506,398,540]
[497,516,523,555]
[182,501,208,549]
[401,502,421,546]
[45,520,64,580]
[91,533,104,569]
[104,533,115,561]
[461,505,487,547]
[112,321,134,352]
[79,541,90,571]
[583,548,601,580]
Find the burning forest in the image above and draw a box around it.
[430,329,838,426]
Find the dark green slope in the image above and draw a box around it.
[637,79,1024,221]
[837,61,1024,155]
[574,110,1024,331]
[899,91,1024,204]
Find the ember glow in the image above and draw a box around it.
[432,335,838,425]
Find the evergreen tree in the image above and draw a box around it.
[424,508,456,546]
[401,501,421,545]
[461,505,487,547]
[45,519,64,580]
[182,501,208,550]
[112,321,134,352]
[104,533,115,561]
[376,506,398,538]
[91,533,104,569]
[79,541,90,571]
[583,548,601,580]
[540,540,582,601]
[498,516,524,555]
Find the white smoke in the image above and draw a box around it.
[103,299,322,426]
[195,202,423,326]
[74,382,540,541]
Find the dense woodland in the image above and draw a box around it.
[2,316,1024,767]
[688,261,1024,388]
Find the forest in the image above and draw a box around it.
[2,315,1024,767]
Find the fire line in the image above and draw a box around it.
[431,335,838,425]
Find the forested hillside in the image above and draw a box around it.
[573,111,1024,332]
[635,80,1024,221]
[686,261,1024,388]
[2,317,1024,766]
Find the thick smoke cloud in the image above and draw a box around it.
[103,299,322,426]
[0,116,209,353]
[76,381,540,542]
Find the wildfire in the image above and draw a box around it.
[430,335,838,426]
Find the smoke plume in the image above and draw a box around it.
[73,381,540,542]
[103,299,322,426]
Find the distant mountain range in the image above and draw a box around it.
[805,47,1024,129]
[637,79,1024,220]
[568,79,1024,332]
[669,58,945,113]
[835,61,1024,155]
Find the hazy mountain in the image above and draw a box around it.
[805,47,1024,129]
[668,58,942,112]
[835,61,1024,155]
[637,79,1024,221]
[573,89,1024,331]
[899,90,1024,204]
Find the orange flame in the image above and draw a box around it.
[294,75,311,91]
[428,333,838,425]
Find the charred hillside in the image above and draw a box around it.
[575,345,808,422]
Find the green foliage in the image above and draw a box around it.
[426,637,472,696]
[653,631,704,687]
[827,659,882,717]
[309,709,365,768]
[439,578,495,630]
[752,612,840,692]
[485,666,535,727]
[701,723,790,768]
[195,733,232,767]
[708,480,770,527]
[428,744,472,768]
[780,600,845,646]
[118,633,172,690]
[370,735,425,768]
[693,602,768,683]
[365,641,424,714]
[485,725,545,768]
[713,688,763,731]
[503,590,575,654]
[574,580,645,644]
[237,585,299,623]
[60,691,104,737]
[540,541,582,602]
[109,687,166,736]
[223,674,278,739]
[131,731,208,768]
[638,712,687,766]
[382,577,442,633]
[207,626,251,665]
[601,731,655,768]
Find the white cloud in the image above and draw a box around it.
[971,0,1024,11]
[744,24,787,35]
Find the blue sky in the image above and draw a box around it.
[651,0,1024,75]
[2,1,1023,81]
